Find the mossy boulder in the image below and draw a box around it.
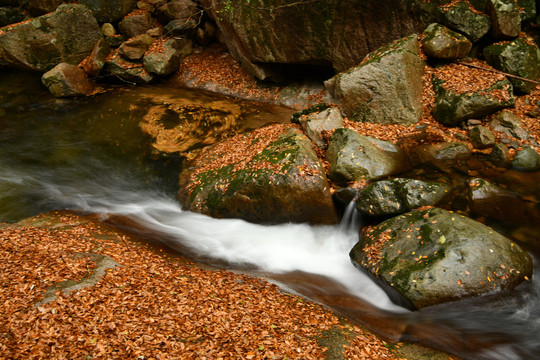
[326,128,411,184]
[421,23,472,59]
[483,35,540,93]
[0,4,102,72]
[178,125,337,225]
[357,178,451,217]
[350,207,533,309]
[437,0,491,42]
[431,76,515,126]
[326,35,424,125]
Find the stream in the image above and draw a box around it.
[1,69,540,359]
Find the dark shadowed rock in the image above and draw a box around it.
[431,76,515,126]
[421,23,472,59]
[164,18,198,37]
[350,207,533,309]
[483,35,540,93]
[118,9,154,39]
[143,38,192,76]
[41,63,95,97]
[486,0,521,38]
[19,0,64,16]
[468,125,496,148]
[437,0,492,42]
[0,4,102,72]
[79,39,111,77]
[119,34,154,60]
[79,0,138,23]
[326,128,411,184]
[357,178,451,217]
[0,6,26,27]
[178,125,337,225]
[104,50,155,84]
[156,0,200,23]
[326,35,424,125]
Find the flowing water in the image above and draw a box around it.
[1,69,540,359]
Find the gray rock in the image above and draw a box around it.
[468,125,496,148]
[422,23,472,59]
[512,146,540,171]
[104,50,155,84]
[0,4,102,72]
[487,0,521,38]
[437,0,492,42]
[119,33,154,60]
[431,76,515,126]
[41,63,95,97]
[297,107,343,148]
[326,128,411,184]
[80,38,111,77]
[357,178,451,216]
[326,35,424,125]
[490,143,511,166]
[350,207,533,309]
[178,126,337,225]
[143,38,192,76]
[118,9,154,39]
[79,0,138,23]
[483,35,540,94]
[489,110,530,140]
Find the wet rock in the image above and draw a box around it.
[0,4,102,72]
[19,0,64,16]
[178,125,337,225]
[156,0,200,23]
[357,178,450,217]
[350,207,533,309]
[104,50,155,84]
[437,0,492,42]
[118,9,154,39]
[468,177,540,224]
[119,34,154,60]
[326,128,411,184]
[468,126,496,149]
[41,63,95,97]
[421,23,472,59]
[143,38,192,76]
[489,143,511,166]
[326,35,424,125]
[410,142,472,168]
[297,107,343,148]
[486,0,521,38]
[511,146,540,171]
[489,110,530,140]
[0,6,26,27]
[483,35,540,94]
[79,39,111,77]
[79,0,138,23]
[431,76,515,126]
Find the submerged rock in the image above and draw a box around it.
[0,4,102,72]
[437,0,491,42]
[178,125,337,225]
[357,178,451,217]
[41,63,95,97]
[421,23,472,59]
[350,207,533,309]
[326,35,424,125]
[326,128,411,184]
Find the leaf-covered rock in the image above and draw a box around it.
[421,23,472,59]
[357,178,451,217]
[489,110,530,140]
[326,128,411,184]
[483,35,540,93]
[326,35,424,125]
[350,208,533,309]
[437,0,492,42]
[178,125,337,225]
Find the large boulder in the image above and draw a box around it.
[199,0,438,79]
[350,207,533,309]
[79,0,138,23]
[178,124,337,225]
[357,178,451,217]
[326,128,411,184]
[41,62,95,97]
[0,4,102,72]
[326,35,424,125]
[483,35,540,94]
[436,0,492,42]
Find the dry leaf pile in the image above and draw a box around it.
[0,212,406,360]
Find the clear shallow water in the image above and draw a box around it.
[1,70,540,359]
